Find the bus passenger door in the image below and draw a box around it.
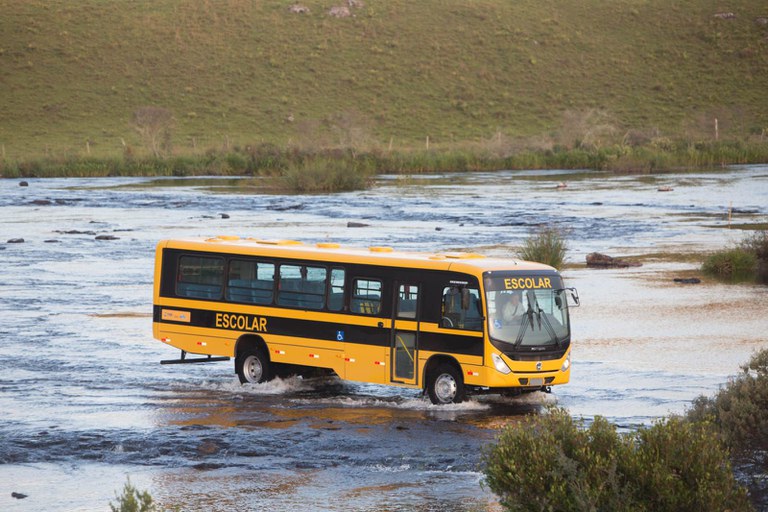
[391,283,419,385]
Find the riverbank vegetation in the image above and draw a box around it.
[483,348,768,511]
[2,139,767,192]
[702,230,768,282]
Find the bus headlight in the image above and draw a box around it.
[491,353,512,375]
[561,352,571,372]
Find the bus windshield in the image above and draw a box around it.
[484,275,570,349]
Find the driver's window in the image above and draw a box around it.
[441,286,482,331]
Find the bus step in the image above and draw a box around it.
[161,351,230,365]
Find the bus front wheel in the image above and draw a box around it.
[426,364,465,405]
[237,348,272,384]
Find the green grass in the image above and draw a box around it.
[1,0,767,163]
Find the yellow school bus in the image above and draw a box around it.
[153,236,578,404]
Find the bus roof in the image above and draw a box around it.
[158,236,558,275]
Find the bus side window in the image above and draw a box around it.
[441,286,482,331]
[328,268,345,312]
[441,286,462,327]
[351,278,382,315]
[278,264,327,310]
[227,260,274,305]
[177,255,224,299]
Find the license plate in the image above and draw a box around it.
[529,378,543,386]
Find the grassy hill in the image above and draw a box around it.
[1,0,767,161]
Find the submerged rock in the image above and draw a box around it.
[95,235,120,241]
[56,230,97,235]
[7,238,25,244]
[347,221,369,228]
[197,440,222,455]
[674,278,701,284]
[19,181,28,187]
[12,492,28,499]
[586,252,642,268]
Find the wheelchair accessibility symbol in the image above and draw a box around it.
[336,330,345,341]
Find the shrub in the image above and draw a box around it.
[482,407,752,512]
[279,156,373,192]
[686,348,768,510]
[516,227,568,269]
[686,349,768,462]
[132,106,174,158]
[740,230,768,261]
[702,248,757,282]
[110,478,158,512]
[739,230,768,283]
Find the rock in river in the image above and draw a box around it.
[586,252,642,268]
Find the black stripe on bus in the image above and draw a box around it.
[153,305,483,356]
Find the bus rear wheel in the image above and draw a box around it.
[426,364,465,405]
[237,348,272,384]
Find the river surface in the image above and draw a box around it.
[1,166,767,511]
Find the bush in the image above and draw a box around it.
[110,478,158,512]
[739,230,768,283]
[516,227,568,269]
[685,348,768,509]
[279,156,373,192]
[702,248,757,281]
[686,349,768,462]
[483,407,751,512]
[740,230,768,260]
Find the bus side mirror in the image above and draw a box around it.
[461,288,470,310]
[567,288,580,307]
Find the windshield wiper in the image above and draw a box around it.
[513,292,560,349]
[536,304,561,348]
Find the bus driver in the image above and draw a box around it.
[499,291,524,322]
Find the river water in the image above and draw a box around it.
[1,166,767,511]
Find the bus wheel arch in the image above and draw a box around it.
[235,335,272,384]
[423,356,466,405]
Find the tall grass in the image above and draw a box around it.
[278,156,374,192]
[702,229,768,283]
[4,140,766,186]
[702,249,757,282]
[516,227,568,270]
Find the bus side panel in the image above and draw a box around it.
[342,341,389,384]
[154,319,237,357]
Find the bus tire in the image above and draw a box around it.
[237,348,272,384]
[426,363,465,404]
